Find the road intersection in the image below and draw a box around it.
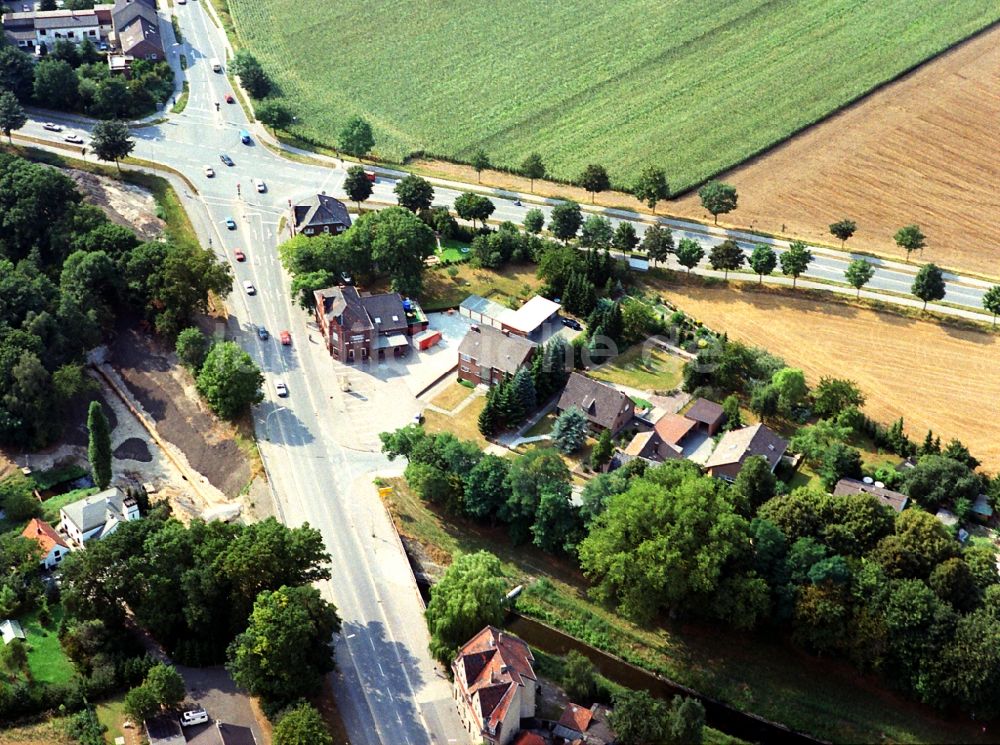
[8,1,999,741]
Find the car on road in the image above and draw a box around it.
[239,129,252,145]
[274,380,288,397]
[253,178,266,193]
[364,170,376,183]
[204,165,215,177]
[180,709,208,728]
[64,134,84,144]
[561,317,582,330]
[234,249,245,261]
[225,217,236,230]
[243,281,255,295]
[224,93,234,104]
[279,330,291,346]
[219,153,234,166]
[256,326,269,340]
[42,122,62,132]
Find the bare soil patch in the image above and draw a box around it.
[671,25,1000,278]
[110,326,251,498]
[113,437,152,462]
[657,282,1000,470]
[65,168,165,241]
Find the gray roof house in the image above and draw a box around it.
[704,423,787,481]
[292,193,352,236]
[457,324,537,387]
[59,486,140,546]
[557,373,635,434]
[833,478,909,513]
[111,0,162,59]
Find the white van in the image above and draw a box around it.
[210,58,222,73]
[180,709,209,727]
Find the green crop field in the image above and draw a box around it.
[226,0,998,191]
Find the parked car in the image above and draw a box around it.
[256,326,269,340]
[243,281,256,295]
[279,330,291,346]
[64,134,84,144]
[224,93,234,104]
[42,122,62,132]
[234,249,245,261]
[340,272,353,285]
[204,165,215,177]
[219,153,234,166]
[561,317,582,330]
[274,380,288,397]
[180,709,209,728]
[225,217,236,230]
[253,178,266,193]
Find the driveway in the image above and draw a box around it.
[177,665,270,745]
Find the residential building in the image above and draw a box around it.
[704,423,788,481]
[2,5,113,50]
[684,397,726,435]
[511,734,546,745]
[453,626,537,745]
[553,702,615,744]
[21,518,70,569]
[833,478,909,513]
[186,722,258,745]
[972,493,994,523]
[0,619,25,645]
[457,324,537,387]
[500,295,561,342]
[314,286,427,362]
[59,486,140,546]
[111,0,162,60]
[557,373,635,435]
[292,193,352,236]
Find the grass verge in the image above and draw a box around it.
[171,81,190,114]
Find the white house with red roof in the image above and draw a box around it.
[452,626,537,745]
[21,518,70,569]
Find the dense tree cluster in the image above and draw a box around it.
[0,154,230,448]
[0,42,173,119]
[279,206,435,304]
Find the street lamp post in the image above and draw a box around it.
[263,406,287,441]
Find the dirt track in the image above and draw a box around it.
[672,24,1000,278]
[661,283,1000,471]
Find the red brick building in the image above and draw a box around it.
[314,286,427,363]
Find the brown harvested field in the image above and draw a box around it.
[672,24,1000,278]
[656,282,1000,470]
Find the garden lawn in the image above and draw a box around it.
[226,0,999,190]
[423,394,488,448]
[429,380,475,411]
[437,238,471,263]
[419,262,543,311]
[590,345,684,393]
[380,478,988,744]
[21,605,74,685]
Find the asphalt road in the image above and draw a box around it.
[10,0,998,740]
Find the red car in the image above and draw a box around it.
[234,249,246,261]
[224,93,235,104]
[280,330,291,346]
[364,170,376,183]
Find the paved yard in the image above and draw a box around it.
[177,665,270,745]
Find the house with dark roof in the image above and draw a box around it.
[833,478,908,513]
[557,373,635,435]
[21,518,70,569]
[186,722,258,745]
[704,423,787,481]
[453,626,537,745]
[458,325,537,387]
[314,286,427,362]
[684,398,726,435]
[111,0,162,60]
[292,193,352,236]
[58,487,140,547]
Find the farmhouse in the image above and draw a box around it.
[111,0,162,60]
[292,193,352,236]
[704,423,787,481]
[21,518,71,569]
[458,325,537,387]
[453,626,537,745]
[314,285,428,362]
[58,486,140,546]
[557,373,634,435]
[833,477,908,513]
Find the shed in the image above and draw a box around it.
[0,619,25,645]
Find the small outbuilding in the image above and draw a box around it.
[0,619,25,645]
